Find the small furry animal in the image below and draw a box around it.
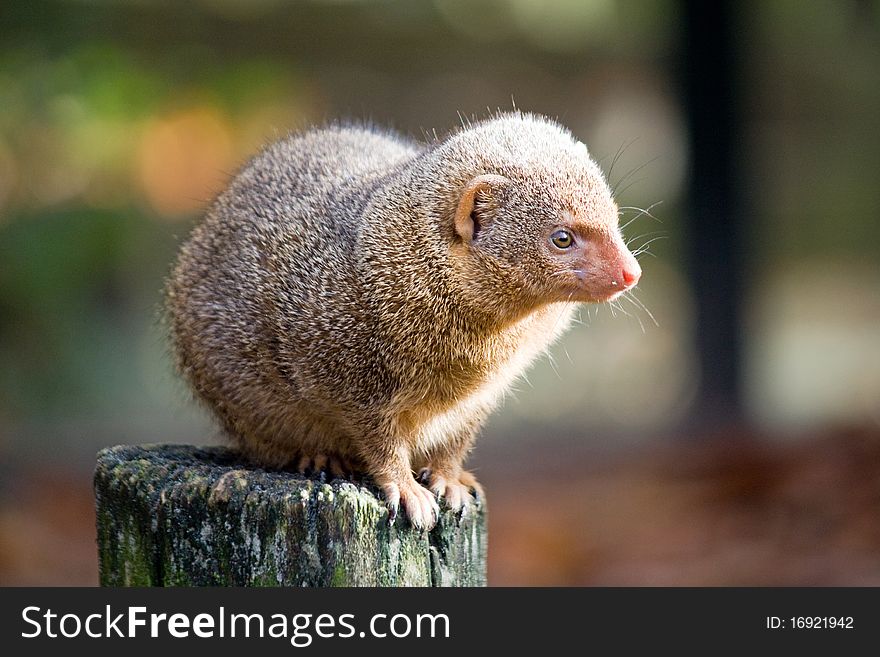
[167,112,641,529]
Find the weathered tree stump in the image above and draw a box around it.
[94,444,487,586]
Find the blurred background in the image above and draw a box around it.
[1,0,878,585]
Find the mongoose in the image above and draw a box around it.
[166,111,641,530]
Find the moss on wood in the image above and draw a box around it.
[94,444,487,586]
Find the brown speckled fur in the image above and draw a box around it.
[166,111,636,529]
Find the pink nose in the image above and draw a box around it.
[622,265,642,287]
[621,260,641,287]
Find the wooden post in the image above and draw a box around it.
[94,444,487,586]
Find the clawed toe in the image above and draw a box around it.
[417,467,482,512]
[458,470,484,503]
[407,483,440,530]
[328,456,347,479]
[381,477,439,530]
[296,453,354,481]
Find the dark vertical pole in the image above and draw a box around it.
[680,0,745,428]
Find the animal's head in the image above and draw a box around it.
[442,113,641,312]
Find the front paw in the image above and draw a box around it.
[380,476,440,530]
[417,467,482,512]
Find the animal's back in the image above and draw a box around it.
[227,125,421,236]
[166,126,420,452]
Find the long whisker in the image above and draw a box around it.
[562,343,573,364]
[616,296,645,333]
[611,156,660,197]
[633,235,668,249]
[604,137,638,182]
[611,298,635,321]
[623,290,659,327]
[544,290,576,378]
[626,230,666,249]
[619,201,664,222]
[618,295,646,333]
[614,176,653,199]
[632,235,668,257]
[618,201,664,231]
[543,289,575,337]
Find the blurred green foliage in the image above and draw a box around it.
[0,0,878,462]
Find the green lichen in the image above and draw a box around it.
[94,444,487,586]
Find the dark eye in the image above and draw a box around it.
[550,229,574,249]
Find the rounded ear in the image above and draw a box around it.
[453,174,511,243]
